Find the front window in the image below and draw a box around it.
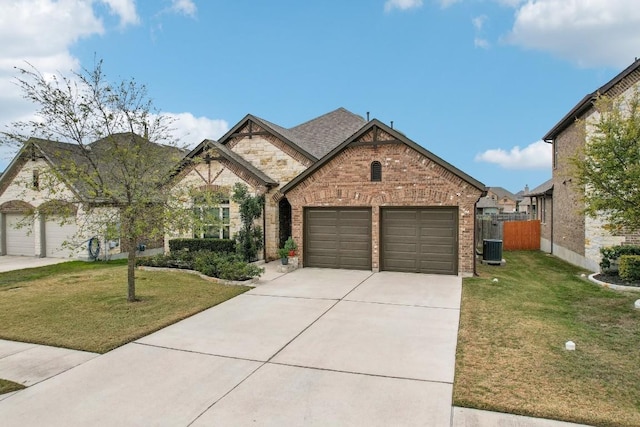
[193,194,230,239]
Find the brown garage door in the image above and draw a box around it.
[304,208,371,270]
[381,207,458,275]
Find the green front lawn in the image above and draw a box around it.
[0,379,25,395]
[0,262,250,354]
[455,251,640,427]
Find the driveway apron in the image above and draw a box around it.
[0,268,462,426]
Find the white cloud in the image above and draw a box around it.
[170,0,197,17]
[505,0,640,67]
[384,0,423,13]
[0,0,107,129]
[100,0,140,26]
[475,140,551,170]
[474,38,490,49]
[495,0,525,7]
[472,15,487,31]
[0,0,222,172]
[167,113,229,148]
[438,0,461,8]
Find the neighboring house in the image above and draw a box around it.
[542,58,640,271]
[479,187,518,213]
[515,185,532,214]
[526,179,553,252]
[476,196,499,215]
[172,108,486,275]
[0,133,180,259]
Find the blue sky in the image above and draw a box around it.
[1,0,639,193]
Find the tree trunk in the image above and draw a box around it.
[127,237,137,302]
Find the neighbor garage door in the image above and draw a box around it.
[381,207,458,275]
[304,208,371,270]
[5,213,34,256]
[45,216,77,258]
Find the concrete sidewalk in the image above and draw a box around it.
[452,407,591,426]
[0,256,71,273]
[0,339,98,402]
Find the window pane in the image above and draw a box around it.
[203,226,217,239]
[222,207,230,222]
[222,226,230,240]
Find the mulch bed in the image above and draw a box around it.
[593,273,640,288]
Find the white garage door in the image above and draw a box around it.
[45,216,77,258]
[5,213,34,256]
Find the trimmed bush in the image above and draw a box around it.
[194,252,263,281]
[136,249,197,269]
[138,250,263,281]
[618,255,640,282]
[168,238,235,254]
[599,245,640,272]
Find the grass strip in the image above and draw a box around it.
[0,379,25,395]
[455,251,640,427]
[0,264,249,353]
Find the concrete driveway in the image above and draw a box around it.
[0,256,71,273]
[0,268,462,426]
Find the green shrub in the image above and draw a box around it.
[618,255,640,282]
[168,238,235,254]
[136,249,198,269]
[138,249,263,281]
[194,252,263,281]
[599,245,640,271]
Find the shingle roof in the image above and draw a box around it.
[476,197,499,209]
[248,108,366,160]
[543,58,640,141]
[32,133,186,201]
[487,187,516,201]
[287,108,366,158]
[527,179,553,196]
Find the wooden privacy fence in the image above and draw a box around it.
[503,220,540,250]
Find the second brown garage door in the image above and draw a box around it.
[304,208,371,270]
[381,207,458,275]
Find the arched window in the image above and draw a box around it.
[371,161,382,182]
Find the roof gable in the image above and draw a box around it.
[543,58,640,141]
[216,108,366,162]
[174,139,278,188]
[217,114,317,162]
[1,134,186,202]
[281,119,485,194]
[487,187,516,201]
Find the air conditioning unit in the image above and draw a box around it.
[483,239,503,264]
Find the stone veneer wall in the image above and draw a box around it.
[285,143,483,275]
[230,134,310,260]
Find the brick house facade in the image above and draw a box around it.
[281,120,485,275]
[543,59,640,271]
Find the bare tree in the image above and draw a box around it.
[2,60,189,302]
